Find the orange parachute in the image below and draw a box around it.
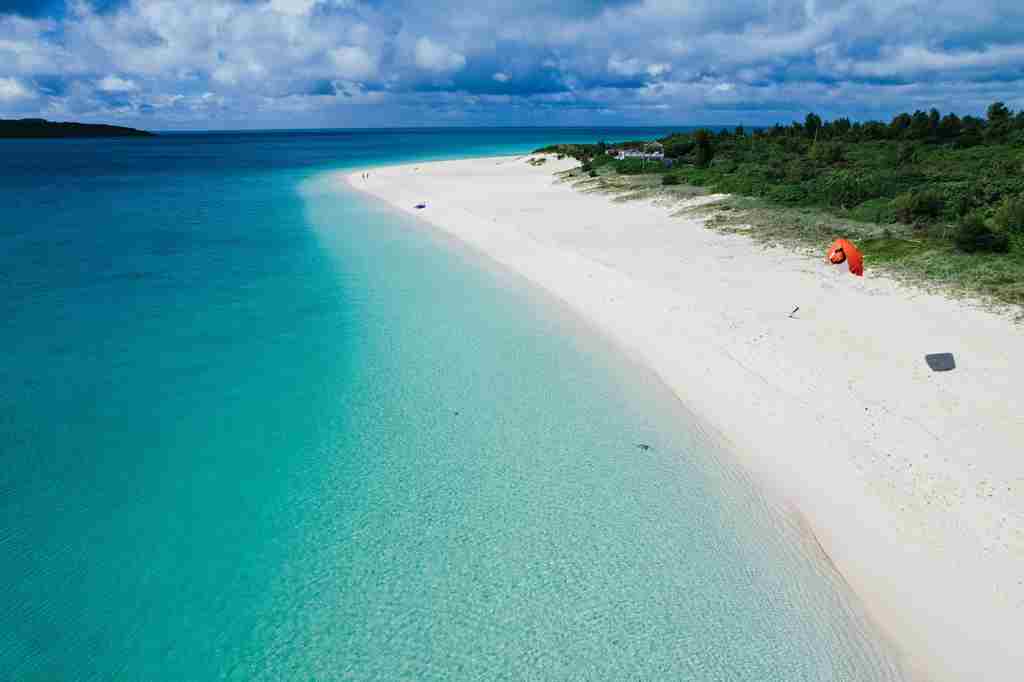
[827,238,863,276]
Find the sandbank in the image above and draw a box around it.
[341,155,1023,681]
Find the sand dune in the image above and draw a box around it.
[342,155,1023,681]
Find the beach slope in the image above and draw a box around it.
[343,155,1023,681]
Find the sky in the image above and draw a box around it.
[1,0,1023,129]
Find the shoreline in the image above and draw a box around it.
[339,154,1023,681]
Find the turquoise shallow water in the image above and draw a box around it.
[2,129,904,679]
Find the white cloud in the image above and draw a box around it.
[98,75,139,92]
[414,37,466,73]
[3,0,1024,127]
[330,46,377,80]
[268,0,319,16]
[209,61,267,87]
[830,44,1024,78]
[0,76,32,101]
[150,93,185,108]
[0,15,66,75]
[609,56,672,80]
[646,63,671,78]
[607,54,643,77]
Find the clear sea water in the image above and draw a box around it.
[1,129,905,679]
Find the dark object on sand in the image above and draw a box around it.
[415,203,427,209]
[789,306,800,318]
[925,353,956,372]
[636,443,652,452]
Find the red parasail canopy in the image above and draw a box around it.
[827,238,863,276]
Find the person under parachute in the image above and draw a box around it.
[827,238,863,276]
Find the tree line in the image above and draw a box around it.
[539,102,1024,258]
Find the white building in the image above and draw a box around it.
[610,142,664,160]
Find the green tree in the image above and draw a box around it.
[862,121,889,140]
[694,129,715,168]
[810,141,844,164]
[938,113,961,141]
[958,116,984,147]
[890,112,912,134]
[831,117,852,138]
[909,110,931,139]
[804,112,822,139]
[987,102,1011,123]
[986,102,1013,141]
[662,134,694,159]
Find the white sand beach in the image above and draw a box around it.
[342,155,1023,680]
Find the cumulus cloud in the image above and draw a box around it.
[97,75,138,92]
[414,37,466,73]
[607,54,643,77]
[268,0,319,16]
[0,76,33,101]
[646,63,670,78]
[330,46,377,80]
[607,54,671,79]
[0,0,1023,127]
[828,43,1024,78]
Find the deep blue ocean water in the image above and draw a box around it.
[1,129,904,679]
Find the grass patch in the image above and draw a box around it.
[858,237,923,263]
[704,197,1024,309]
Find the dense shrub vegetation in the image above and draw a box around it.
[955,212,1011,253]
[993,194,1024,234]
[535,103,1024,305]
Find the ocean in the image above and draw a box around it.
[1,129,904,679]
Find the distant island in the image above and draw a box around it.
[0,118,155,139]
